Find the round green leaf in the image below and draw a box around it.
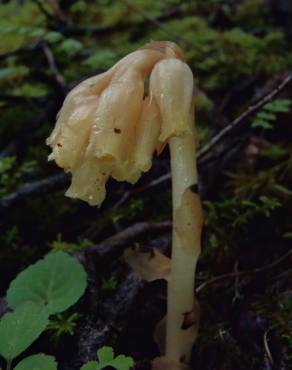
[80,362,98,370]
[0,302,49,361]
[14,354,57,370]
[7,252,87,315]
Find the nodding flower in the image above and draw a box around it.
[47,41,193,206]
[47,41,203,370]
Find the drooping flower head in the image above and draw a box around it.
[46,41,194,206]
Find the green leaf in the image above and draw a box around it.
[44,31,63,43]
[59,38,83,56]
[256,111,276,121]
[14,354,57,370]
[251,118,274,129]
[0,302,49,361]
[264,99,291,113]
[97,346,114,363]
[80,361,99,370]
[111,354,134,370]
[262,144,288,160]
[80,346,134,370]
[7,252,87,315]
[83,50,116,69]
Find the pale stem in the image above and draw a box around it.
[166,126,201,363]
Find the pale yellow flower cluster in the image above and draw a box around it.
[47,41,194,206]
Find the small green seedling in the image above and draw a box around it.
[81,346,134,370]
[46,312,81,343]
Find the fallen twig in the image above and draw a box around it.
[40,42,66,90]
[198,72,292,159]
[263,330,274,367]
[195,249,292,294]
[77,221,172,264]
[0,173,69,210]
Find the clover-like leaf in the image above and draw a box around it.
[14,353,57,370]
[80,346,134,370]
[0,302,49,361]
[111,354,134,370]
[97,346,114,363]
[7,252,87,315]
[80,361,99,370]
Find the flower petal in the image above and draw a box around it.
[150,58,194,143]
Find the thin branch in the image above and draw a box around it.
[76,221,172,263]
[0,173,69,210]
[198,72,292,159]
[40,42,66,90]
[263,330,274,366]
[195,249,292,294]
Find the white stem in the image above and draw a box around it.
[166,125,202,364]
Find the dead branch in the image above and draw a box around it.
[40,42,66,90]
[263,330,274,367]
[0,173,69,210]
[76,221,172,264]
[198,72,292,159]
[195,249,292,294]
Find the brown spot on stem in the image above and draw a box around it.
[180,355,187,363]
[114,128,121,134]
[181,310,197,330]
[189,184,198,194]
[57,143,63,147]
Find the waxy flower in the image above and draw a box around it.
[47,41,203,370]
[47,42,189,206]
